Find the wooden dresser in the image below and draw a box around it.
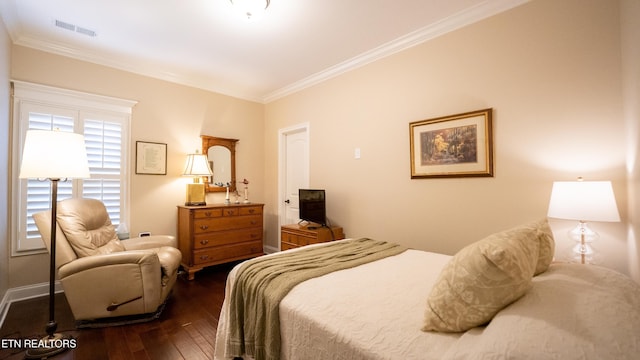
[281,224,345,250]
[177,203,264,280]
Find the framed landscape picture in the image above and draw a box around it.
[409,108,493,178]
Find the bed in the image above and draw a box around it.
[214,220,640,360]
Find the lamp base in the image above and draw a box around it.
[185,183,206,206]
[185,201,207,206]
[568,221,599,265]
[24,333,74,359]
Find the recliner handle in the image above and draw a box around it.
[107,296,143,311]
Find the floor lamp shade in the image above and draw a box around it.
[19,129,90,179]
[18,129,89,358]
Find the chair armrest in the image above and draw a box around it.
[122,235,177,250]
[58,250,159,278]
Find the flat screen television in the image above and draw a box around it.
[299,189,326,227]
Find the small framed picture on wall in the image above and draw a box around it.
[136,141,167,175]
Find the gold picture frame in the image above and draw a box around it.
[409,108,493,178]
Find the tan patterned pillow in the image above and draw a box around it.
[422,222,540,332]
[534,218,555,275]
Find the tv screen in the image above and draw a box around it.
[299,189,326,226]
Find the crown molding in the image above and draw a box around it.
[12,34,265,103]
[5,0,529,104]
[262,0,530,103]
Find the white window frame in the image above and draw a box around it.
[11,81,137,256]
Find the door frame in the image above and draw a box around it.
[277,122,310,251]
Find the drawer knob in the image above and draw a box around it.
[200,255,209,260]
[200,239,209,245]
[200,225,209,230]
[250,220,257,225]
[226,210,234,215]
[248,209,255,214]
[204,211,212,217]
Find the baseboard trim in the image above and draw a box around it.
[0,281,63,329]
[263,245,278,254]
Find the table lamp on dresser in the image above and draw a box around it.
[183,150,213,206]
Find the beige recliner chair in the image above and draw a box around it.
[33,198,181,326]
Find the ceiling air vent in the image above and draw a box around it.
[54,19,75,31]
[54,19,97,37]
[75,26,96,37]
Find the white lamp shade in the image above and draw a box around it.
[183,153,213,176]
[547,181,620,222]
[19,130,90,179]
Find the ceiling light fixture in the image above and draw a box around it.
[230,0,270,20]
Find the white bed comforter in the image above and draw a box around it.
[215,248,640,360]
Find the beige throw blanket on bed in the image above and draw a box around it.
[226,238,407,360]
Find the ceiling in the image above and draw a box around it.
[0,0,528,103]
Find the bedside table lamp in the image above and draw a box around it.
[547,178,620,264]
[19,129,90,359]
[183,151,213,206]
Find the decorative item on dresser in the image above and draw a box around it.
[281,223,345,250]
[177,203,264,280]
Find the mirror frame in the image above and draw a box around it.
[201,135,238,193]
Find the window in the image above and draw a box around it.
[11,81,136,255]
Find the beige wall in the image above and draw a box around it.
[621,0,640,283]
[8,46,265,287]
[2,0,637,291]
[0,14,11,296]
[265,0,635,278]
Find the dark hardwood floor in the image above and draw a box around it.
[0,263,236,360]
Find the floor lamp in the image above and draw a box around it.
[19,129,90,359]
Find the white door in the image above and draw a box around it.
[279,124,309,243]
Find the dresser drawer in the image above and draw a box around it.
[193,240,263,265]
[193,208,224,219]
[194,215,262,233]
[282,232,308,247]
[221,208,239,216]
[193,228,262,249]
[280,224,345,250]
[281,242,297,251]
[239,206,262,216]
[178,203,265,280]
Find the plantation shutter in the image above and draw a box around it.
[83,118,125,225]
[21,107,77,248]
[12,81,135,255]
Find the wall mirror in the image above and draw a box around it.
[201,135,238,193]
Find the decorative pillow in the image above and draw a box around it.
[422,221,540,332]
[534,218,555,275]
[56,198,125,257]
